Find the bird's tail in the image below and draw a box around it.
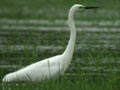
[2,73,16,82]
[2,72,32,82]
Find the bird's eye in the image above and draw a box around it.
[79,7,84,9]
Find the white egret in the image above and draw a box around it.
[2,4,98,82]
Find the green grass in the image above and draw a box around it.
[0,0,120,89]
[0,0,119,19]
[0,31,120,89]
[0,70,120,90]
[0,30,120,89]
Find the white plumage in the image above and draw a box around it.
[3,55,64,82]
[2,4,97,82]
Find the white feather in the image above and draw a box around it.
[2,4,85,82]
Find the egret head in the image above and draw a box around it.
[71,4,99,11]
[68,4,99,21]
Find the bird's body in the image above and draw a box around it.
[2,4,98,82]
[3,55,64,82]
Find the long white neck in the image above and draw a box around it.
[62,7,76,66]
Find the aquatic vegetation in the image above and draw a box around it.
[0,0,120,89]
